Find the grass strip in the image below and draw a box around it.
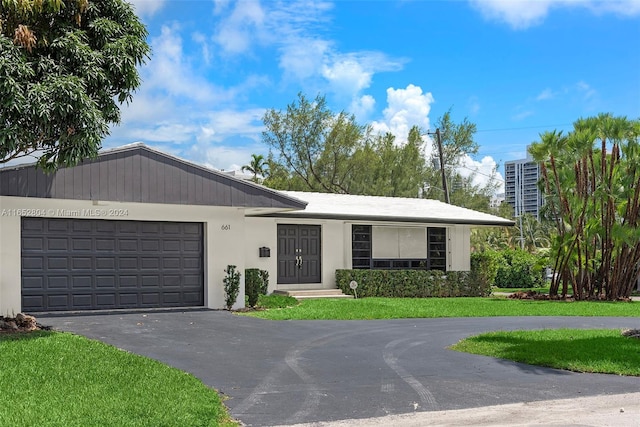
[450,328,640,376]
[0,331,237,427]
[492,286,552,293]
[242,296,639,320]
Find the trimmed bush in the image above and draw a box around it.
[336,269,490,298]
[470,250,501,290]
[494,249,545,288]
[223,265,241,310]
[245,268,271,308]
[258,269,270,295]
[245,268,262,308]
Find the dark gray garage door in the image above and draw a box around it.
[21,217,204,312]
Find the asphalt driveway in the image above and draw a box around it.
[40,311,639,426]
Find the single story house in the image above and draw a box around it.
[0,144,513,314]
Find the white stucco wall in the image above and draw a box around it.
[244,217,278,292]
[448,225,471,271]
[245,217,345,291]
[244,218,473,292]
[0,196,247,315]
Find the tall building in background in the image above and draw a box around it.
[504,148,543,220]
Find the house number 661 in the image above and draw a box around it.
[221,224,231,230]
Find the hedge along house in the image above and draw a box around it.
[244,192,514,293]
[0,144,514,315]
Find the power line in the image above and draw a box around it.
[475,123,572,133]
[455,163,506,183]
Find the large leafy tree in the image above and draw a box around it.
[431,109,479,167]
[530,113,640,300]
[0,0,150,170]
[424,109,498,211]
[262,92,366,194]
[347,127,428,198]
[262,93,502,206]
[262,93,430,197]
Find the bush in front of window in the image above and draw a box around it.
[335,269,489,298]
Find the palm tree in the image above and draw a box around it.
[242,154,269,183]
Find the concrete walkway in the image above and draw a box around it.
[40,311,640,427]
[276,392,640,426]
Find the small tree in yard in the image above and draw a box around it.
[223,265,241,310]
[245,268,261,308]
[258,269,269,295]
[0,0,150,170]
[245,268,270,308]
[530,114,640,300]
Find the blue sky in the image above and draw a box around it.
[114,0,640,190]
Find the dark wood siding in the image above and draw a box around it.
[0,145,306,209]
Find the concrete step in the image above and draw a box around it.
[273,289,353,299]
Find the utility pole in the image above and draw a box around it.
[435,128,450,204]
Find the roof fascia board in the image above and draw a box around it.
[252,212,515,227]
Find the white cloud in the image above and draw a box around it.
[536,88,555,101]
[213,0,232,15]
[470,0,552,29]
[279,39,332,81]
[322,52,405,96]
[198,109,266,144]
[192,32,212,65]
[584,0,640,16]
[576,80,597,100]
[212,1,406,102]
[512,109,534,121]
[128,0,167,17]
[322,58,372,94]
[145,25,223,103]
[371,84,435,142]
[349,95,376,120]
[107,23,268,156]
[213,1,266,55]
[467,96,480,115]
[457,155,505,193]
[469,0,640,29]
[212,0,333,58]
[109,1,408,174]
[188,143,265,172]
[126,123,200,144]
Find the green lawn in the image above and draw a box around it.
[450,329,640,376]
[0,331,237,427]
[244,296,639,320]
[492,286,640,296]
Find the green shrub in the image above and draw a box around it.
[470,250,501,289]
[335,269,489,298]
[258,269,270,295]
[223,265,241,310]
[494,249,545,288]
[245,268,262,308]
[245,268,271,308]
